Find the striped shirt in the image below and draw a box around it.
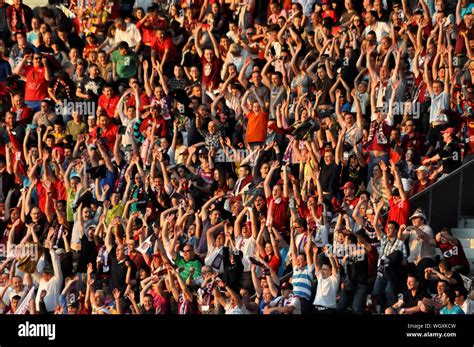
[379,233,407,260]
[291,264,314,301]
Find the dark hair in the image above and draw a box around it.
[439,227,452,235]
[387,220,400,230]
[444,288,456,304]
[272,71,283,80]
[438,259,451,271]
[118,41,129,50]
[455,286,468,299]
[407,273,419,282]
[368,10,377,18]
[295,217,307,230]
[12,295,22,302]
[346,233,358,244]
[438,279,450,288]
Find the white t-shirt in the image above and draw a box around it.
[406,225,436,264]
[269,294,301,314]
[429,92,449,124]
[235,236,256,272]
[313,272,340,309]
[2,285,27,306]
[34,251,63,312]
[225,302,245,314]
[461,299,473,315]
[363,21,390,43]
[204,246,224,274]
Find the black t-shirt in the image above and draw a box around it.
[403,288,430,308]
[48,78,76,102]
[348,255,369,285]
[314,77,334,106]
[440,141,461,174]
[319,159,341,194]
[182,50,202,70]
[78,76,105,101]
[341,163,368,191]
[77,235,99,273]
[339,49,360,89]
[109,250,136,294]
[0,171,15,203]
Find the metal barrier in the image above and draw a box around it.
[409,160,474,233]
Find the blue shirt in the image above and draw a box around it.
[291,264,314,301]
[0,59,12,83]
[440,305,465,315]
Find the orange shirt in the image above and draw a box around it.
[245,111,268,143]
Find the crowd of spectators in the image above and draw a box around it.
[0,0,473,315]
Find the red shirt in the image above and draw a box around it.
[200,56,221,90]
[92,124,119,150]
[35,180,47,213]
[127,92,150,112]
[139,116,168,138]
[11,106,33,126]
[409,179,433,197]
[365,121,392,153]
[137,18,167,45]
[343,196,359,210]
[245,111,268,143]
[151,36,178,62]
[387,196,410,227]
[436,240,470,268]
[24,65,48,101]
[263,253,281,274]
[267,196,289,236]
[401,132,425,154]
[465,117,474,155]
[54,180,67,201]
[98,94,120,118]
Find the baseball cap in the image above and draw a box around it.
[443,14,455,27]
[441,127,455,136]
[340,182,355,190]
[416,165,429,172]
[197,147,208,156]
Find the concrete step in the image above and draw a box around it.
[459,218,474,228]
[459,238,474,250]
[451,228,474,239]
[465,249,474,258]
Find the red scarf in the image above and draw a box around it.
[11,6,27,33]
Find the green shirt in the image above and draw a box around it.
[66,120,87,141]
[106,203,124,225]
[174,255,202,280]
[66,187,76,222]
[111,50,139,79]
